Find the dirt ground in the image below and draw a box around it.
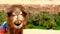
[23,29,60,34]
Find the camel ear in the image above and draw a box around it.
[22,11,27,16]
[21,7,27,16]
[6,7,13,17]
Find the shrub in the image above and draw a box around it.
[26,11,57,29]
[39,12,57,29]
[25,24,35,29]
[54,12,60,26]
[0,11,7,25]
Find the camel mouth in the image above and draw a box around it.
[14,24,20,26]
[13,22,21,28]
[13,21,22,26]
[14,22,21,26]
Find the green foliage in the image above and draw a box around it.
[0,11,7,26]
[53,26,60,30]
[25,25,47,29]
[39,12,57,29]
[26,11,59,29]
[25,24,35,29]
[53,12,60,26]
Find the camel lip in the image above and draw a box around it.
[14,23,21,26]
[14,24,21,29]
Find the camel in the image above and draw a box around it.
[6,5,27,34]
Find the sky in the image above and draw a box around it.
[0,0,60,5]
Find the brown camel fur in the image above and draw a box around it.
[6,5,26,34]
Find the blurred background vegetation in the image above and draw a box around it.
[26,11,60,30]
[0,10,7,26]
[0,10,60,30]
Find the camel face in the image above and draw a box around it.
[12,8,24,28]
[7,5,26,29]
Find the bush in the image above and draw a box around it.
[25,24,35,29]
[53,26,60,30]
[54,12,60,26]
[39,12,57,29]
[26,11,57,29]
[0,11,7,26]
